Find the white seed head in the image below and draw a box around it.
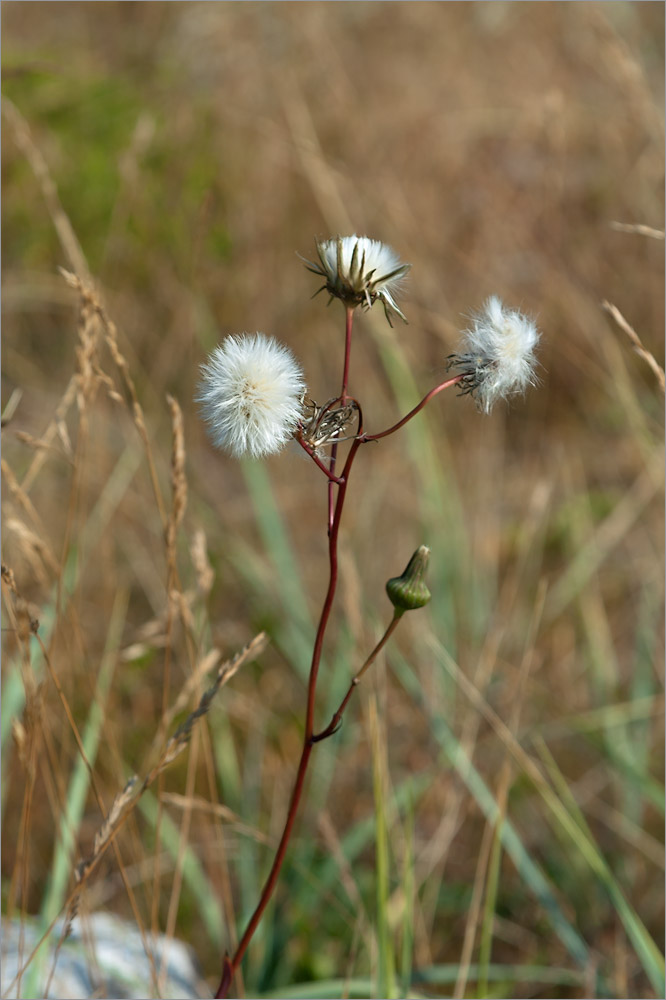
[304,235,410,324]
[449,297,540,413]
[197,334,306,458]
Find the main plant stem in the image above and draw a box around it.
[216,435,362,999]
[327,306,354,531]
[215,326,462,999]
[216,308,358,999]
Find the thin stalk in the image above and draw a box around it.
[313,610,404,743]
[296,437,345,484]
[305,437,362,741]
[215,435,362,999]
[364,374,463,442]
[214,743,313,998]
[340,305,354,405]
[214,317,452,998]
[327,306,355,531]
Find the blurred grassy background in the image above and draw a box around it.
[1,3,664,998]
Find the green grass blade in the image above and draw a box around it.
[260,962,589,998]
[39,590,127,927]
[624,580,662,823]
[240,459,313,680]
[534,737,665,996]
[18,591,128,999]
[369,319,468,649]
[370,698,396,1000]
[139,791,225,949]
[390,648,592,972]
[477,815,504,997]
[399,802,415,998]
[546,449,662,621]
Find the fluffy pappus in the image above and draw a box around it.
[304,235,410,324]
[197,334,306,458]
[448,297,540,413]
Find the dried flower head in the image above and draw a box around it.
[447,297,540,413]
[299,397,359,455]
[304,235,410,324]
[197,334,306,458]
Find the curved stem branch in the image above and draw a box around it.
[296,437,345,483]
[363,374,463,442]
[313,609,404,743]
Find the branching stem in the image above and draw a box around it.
[363,374,463,441]
[215,307,359,999]
[296,437,345,483]
[312,609,404,743]
[215,318,458,999]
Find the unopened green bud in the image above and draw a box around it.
[386,546,431,612]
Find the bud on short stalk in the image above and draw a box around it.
[386,546,432,612]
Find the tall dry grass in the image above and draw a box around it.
[2,4,664,998]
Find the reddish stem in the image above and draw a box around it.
[312,610,404,743]
[214,322,457,998]
[363,374,463,441]
[305,437,361,739]
[296,437,345,483]
[327,306,355,531]
[215,743,313,998]
[215,434,362,999]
